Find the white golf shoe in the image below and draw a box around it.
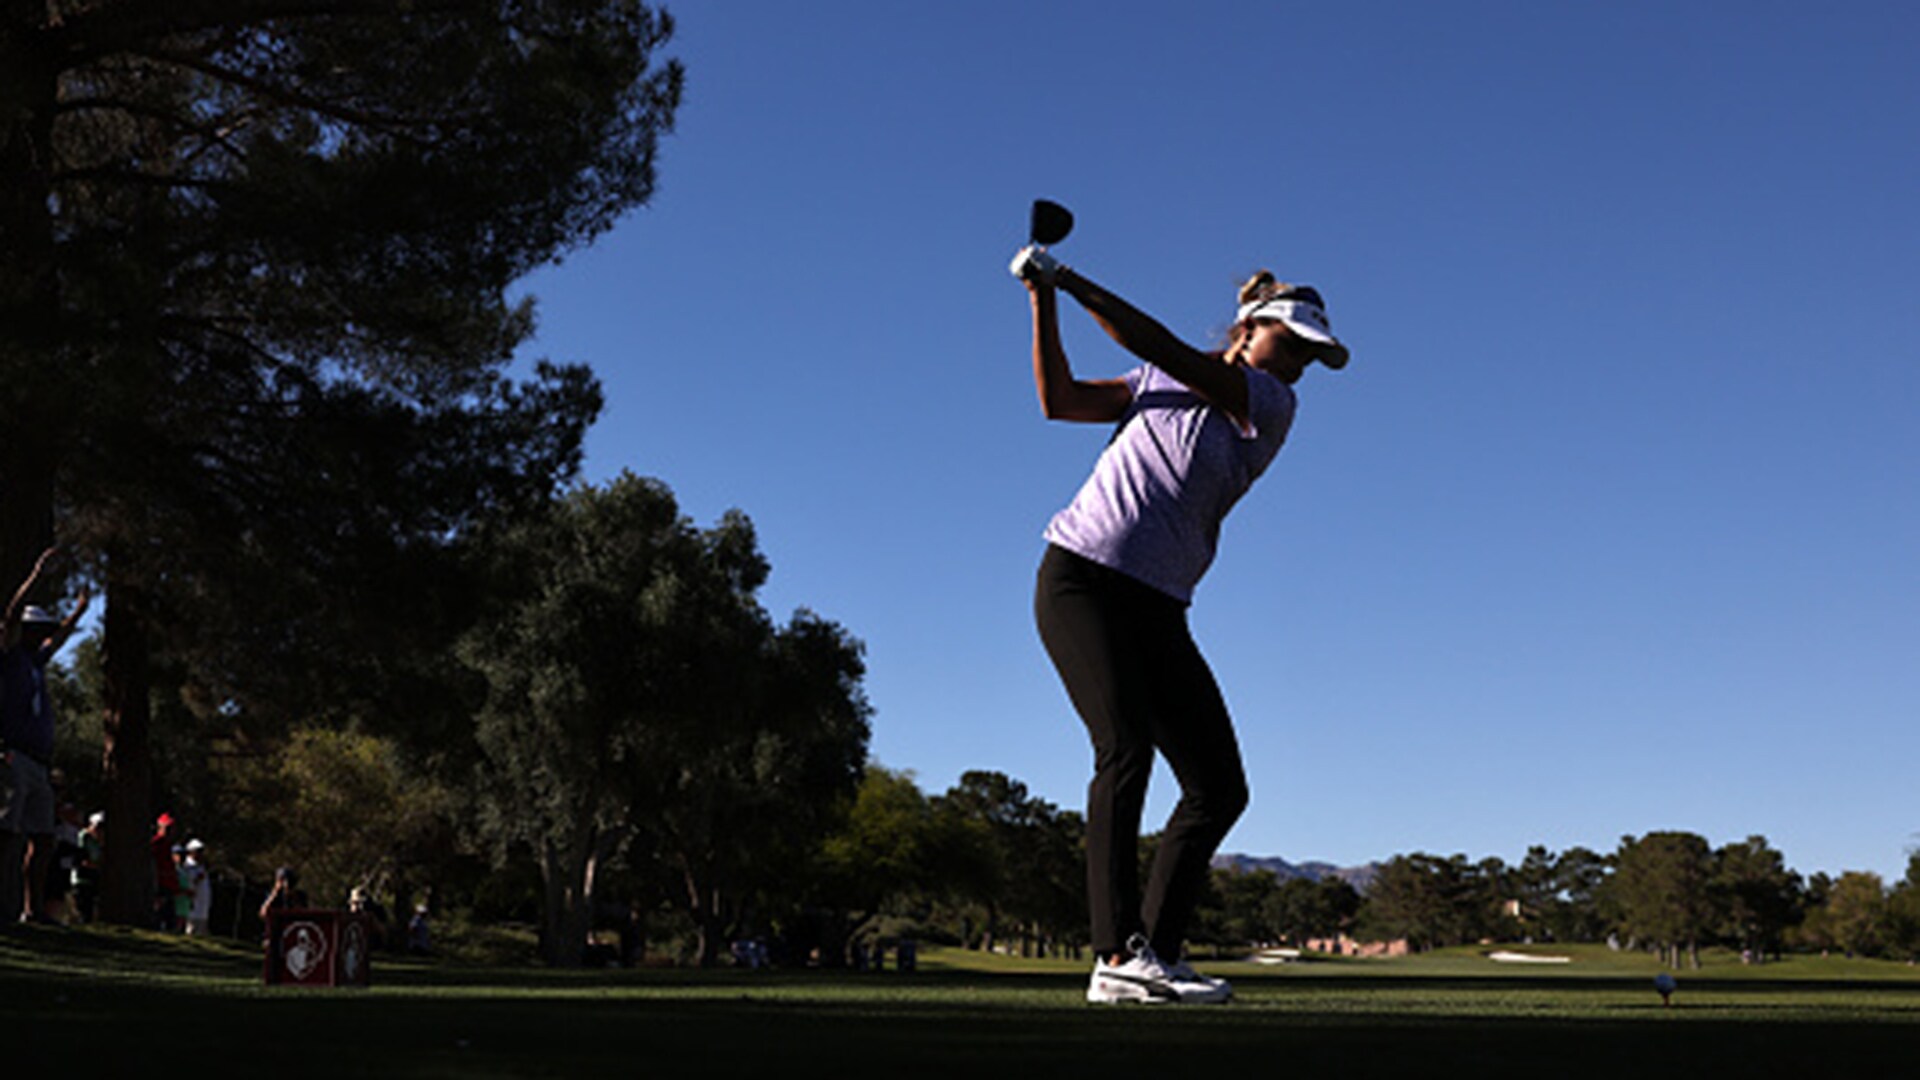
[1166,958,1234,1004]
[1086,936,1231,1005]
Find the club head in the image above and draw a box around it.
[1029,199,1074,247]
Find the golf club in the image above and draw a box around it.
[1029,199,1073,248]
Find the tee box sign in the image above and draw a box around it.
[264,909,373,987]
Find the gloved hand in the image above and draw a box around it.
[1009,244,1063,285]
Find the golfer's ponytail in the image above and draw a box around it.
[1228,271,1282,347]
[1237,270,1286,309]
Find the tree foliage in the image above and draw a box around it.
[641,605,871,967]
[1546,846,1613,942]
[932,771,1085,957]
[1712,835,1802,961]
[1883,854,1920,962]
[462,474,869,966]
[223,726,457,909]
[818,766,946,912]
[809,764,955,962]
[1802,871,1889,958]
[1200,868,1359,948]
[1605,831,1715,968]
[1266,875,1362,945]
[1355,853,1503,951]
[1,0,681,924]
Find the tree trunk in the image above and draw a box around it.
[1,15,63,589]
[539,832,597,967]
[682,862,726,968]
[98,571,157,926]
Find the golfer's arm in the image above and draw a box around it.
[1058,269,1248,421]
[2,547,52,634]
[1031,283,1130,422]
[52,589,89,649]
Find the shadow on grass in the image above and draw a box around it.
[12,925,1920,999]
[14,976,1917,1079]
[0,921,261,980]
[9,928,1919,1079]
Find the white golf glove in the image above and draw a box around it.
[1009,244,1062,285]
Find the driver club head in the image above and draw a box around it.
[1029,199,1074,247]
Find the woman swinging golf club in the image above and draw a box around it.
[1011,231,1349,1004]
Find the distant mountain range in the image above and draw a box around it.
[1211,853,1382,892]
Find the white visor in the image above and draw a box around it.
[1236,294,1349,368]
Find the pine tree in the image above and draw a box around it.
[1609,831,1714,968]
[1,1,682,923]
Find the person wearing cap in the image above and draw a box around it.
[407,903,433,955]
[151,813,182,930]
[1,546,91,925]
[47,798,83,920]
[73,810,105,923]
[181,839,212,935]
[1011,248,1349,1004]
[348,884,391,949]
[259,864,305,924]
[170,843,195,931]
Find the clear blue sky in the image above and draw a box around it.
[511,1,1919,882]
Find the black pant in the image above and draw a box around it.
[1034,545,1248,959]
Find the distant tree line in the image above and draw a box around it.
[820,778,1920,969]
[1206,834,1920,969]
[47,605,1920,970]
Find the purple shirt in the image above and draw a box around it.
[1044,364,1294,602]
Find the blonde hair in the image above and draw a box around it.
[1236,269,1293,310]
[1227,270,1289,347]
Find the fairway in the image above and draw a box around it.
[8,929,1918,1077]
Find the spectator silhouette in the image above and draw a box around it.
[1,546,90,925]
[181,839,212,935]
[150,813,182,930]
[72,811,104,922]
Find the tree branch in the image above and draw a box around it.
[56,0,486,63]
[53,165,229,191]
[128,46,438,136]
[55,95,257,164]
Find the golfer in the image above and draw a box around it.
[1011,244,1348,1004]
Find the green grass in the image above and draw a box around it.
[8,925,1919,1078]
